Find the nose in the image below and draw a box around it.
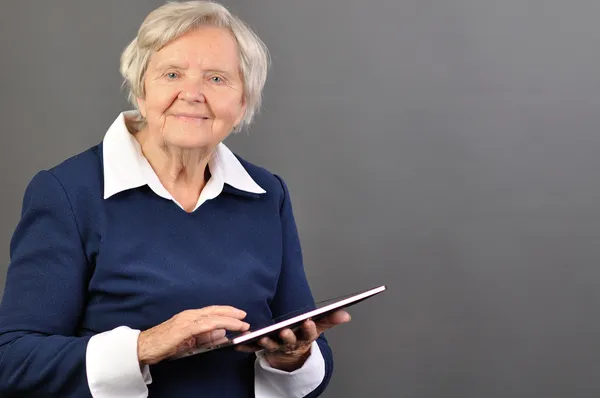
[178,82,206,103]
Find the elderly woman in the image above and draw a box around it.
[0,1,350,397]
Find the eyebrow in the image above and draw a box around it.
[204,68,234,77]
[153,62,234,77]
[153,62,187,71]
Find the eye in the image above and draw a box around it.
[210,76,224,84]
[165,72,179,80]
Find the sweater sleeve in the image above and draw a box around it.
[263,175,334,398]
[0,170,94,397]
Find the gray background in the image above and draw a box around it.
[2,0,600,397]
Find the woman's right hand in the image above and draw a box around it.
[137,306,250,365]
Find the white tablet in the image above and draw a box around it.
[171,284,387,360]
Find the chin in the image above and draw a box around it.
[165,133,215,149]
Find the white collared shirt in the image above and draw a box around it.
[85,111,325,398]
[102,110,266,210]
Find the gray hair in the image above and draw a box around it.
[120,1,270,132]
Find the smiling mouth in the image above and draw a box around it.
[173,115,210,121]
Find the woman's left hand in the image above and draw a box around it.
[236,310,351,372]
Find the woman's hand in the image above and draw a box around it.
[137,306,249,365]
[236,310,351,372]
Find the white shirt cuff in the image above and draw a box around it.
[254,341,326,398]
[86,326,152,398]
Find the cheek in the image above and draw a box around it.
[212,96,245,124]
[146,86,179,115]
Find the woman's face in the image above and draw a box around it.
[137,26,246,150]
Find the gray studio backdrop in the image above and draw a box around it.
[2,0,600,397]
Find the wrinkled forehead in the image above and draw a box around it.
[148,27,242,76]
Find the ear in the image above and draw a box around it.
[137,97,147,118]
[233,100,247,128]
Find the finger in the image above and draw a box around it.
[196,335,230,349]
[194,306,247,319]
[299,320,319,343]
[235,343,263,353]
[257,337,280,352]
[278,328,297,347]
[329,310,351,323]
[315,310,351,334]
[189,315,250,335]
[193,328,226,345]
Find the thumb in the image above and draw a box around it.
[315,311,352,334]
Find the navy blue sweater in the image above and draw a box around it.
[0,144,333,397]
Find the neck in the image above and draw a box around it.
[135,127,213,210]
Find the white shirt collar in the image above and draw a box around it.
[102,110,266,211]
